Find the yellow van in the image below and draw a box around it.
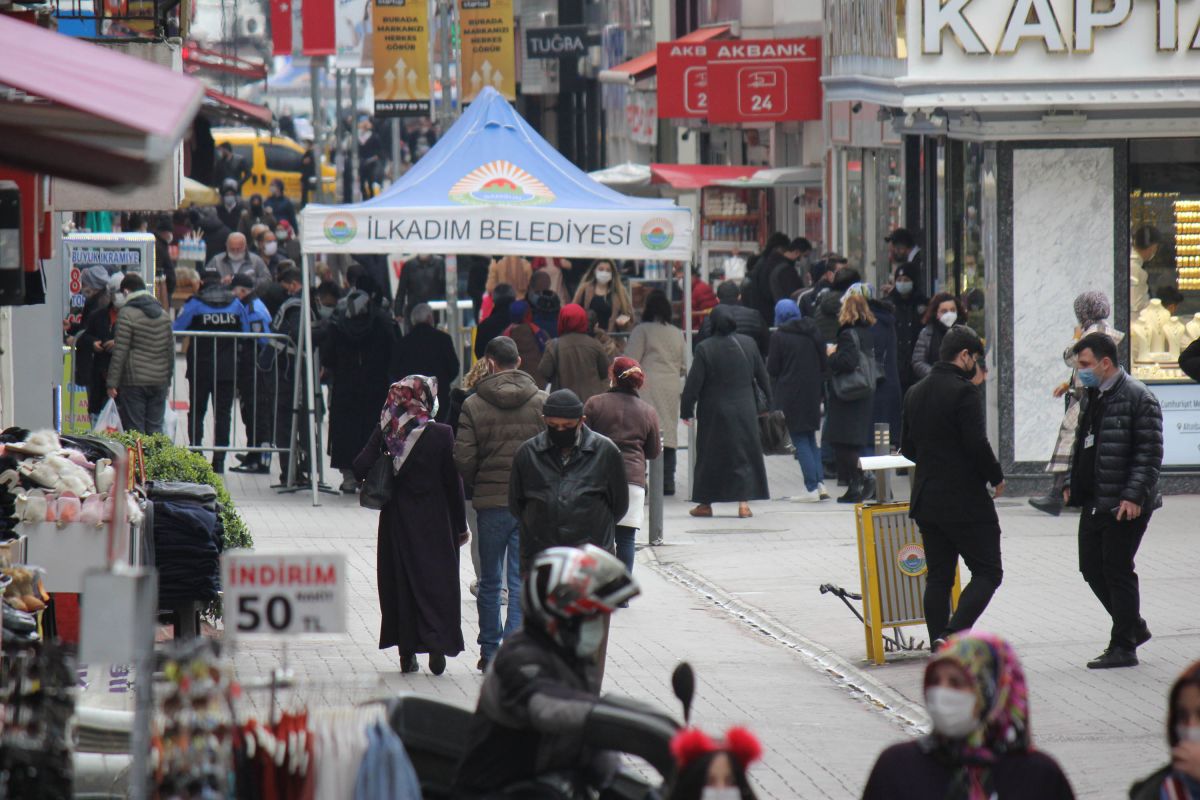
[212,128,337,203]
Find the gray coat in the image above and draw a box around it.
[624,321,686,448]
[108,292,174,389]
[681,306,770,504]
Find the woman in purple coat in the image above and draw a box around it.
[355,375,470,675]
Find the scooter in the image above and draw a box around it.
[388,663,698,799]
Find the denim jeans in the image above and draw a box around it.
[475,507,523,661]
[615,525,637,574]
[790,431,821,492]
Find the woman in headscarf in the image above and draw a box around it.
[583,357,662,576]
[681,304,771,519]
[862,632,1074,799]
[1130,661,1200,799]
[502,299,549,379]
[767,298,828,502]
[353,375,469,676]
[537,303,611,402]
[1029,291,1123,516]
[572,259,635,333]
[625,290,687,496]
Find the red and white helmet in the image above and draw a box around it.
[523,545,639,651]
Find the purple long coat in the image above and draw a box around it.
[354,422,467,656]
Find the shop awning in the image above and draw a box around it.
[202,88,273,129]
[650,163,758,191]
[598,25,731,86]
[713,166,823,188]
[0,15,204,187]
[183,42,269,81]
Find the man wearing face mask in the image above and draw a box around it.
[256,230,285,276]
[766,237,813,308]
[206,232,271,289]
[887,263,927,392]
[884,227,922,278]
[901,325,1005,649]
[1065,332,1162,669]
[454,545,639,797]
[215,180,245,231]
[263,179,298,230]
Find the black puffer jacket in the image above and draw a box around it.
[1065,371,1163,513]
[508,425,628,571]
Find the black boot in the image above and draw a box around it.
[662,448,677,496]
[837,475,865,504]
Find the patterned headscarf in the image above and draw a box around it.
[380,375,438,470]
[842,281,875,303]
[923,631,1031,800]
[1073,291,1111,327]
[609,356,645,392]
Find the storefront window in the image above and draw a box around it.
[874,149,904,284]
[960,142,987,338]
[1129,139,1200,382]
[844,148,865,268]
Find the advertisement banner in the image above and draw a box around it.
[302,204,694,261]
[60,350,91,434]
[372,0,431,116]
[656,40,713,119]
[460,0,516,102]
[62,234,156,331]
[336,0,373,68]
[222,552,348,637]
[705,38,822,123]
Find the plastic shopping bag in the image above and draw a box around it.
[92,398,123,436]
[162,400,182,444]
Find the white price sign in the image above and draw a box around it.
[222,552,347,637]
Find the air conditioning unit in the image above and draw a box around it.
[237,12,265,39]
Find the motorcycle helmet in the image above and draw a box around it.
[523,545,640,660]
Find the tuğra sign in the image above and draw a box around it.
[910,0,1200,87]
[524,25,598,59]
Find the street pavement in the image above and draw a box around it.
[218,443,1200,798]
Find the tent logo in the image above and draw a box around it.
[896,544,927,577]
[323,213,357,244]
[449,160,556,206]
[640,219,674,251]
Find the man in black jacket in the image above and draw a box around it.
[390,303,459,421]
[392,254,446,327]
[1065,332,1163,669]
[508,389,628,574]
[901,325,1005,647]
[695,281,768,356]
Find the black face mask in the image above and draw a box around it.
[547,425,579,449]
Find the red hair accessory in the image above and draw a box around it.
[670,726,763,769]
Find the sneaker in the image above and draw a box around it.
[500,588,509,606]
[469,580,479,598]
[1087,647,1138,669]
[818,483,831,500]
[790,489,822,503]
[339,477,358,494]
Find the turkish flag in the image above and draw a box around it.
[270,0,292,56]
[302,0,335,56]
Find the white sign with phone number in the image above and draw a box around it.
[222,551,347,637]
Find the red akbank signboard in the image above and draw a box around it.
[656,41,713,119]
[658,38,822,123]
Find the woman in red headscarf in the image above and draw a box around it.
[537,303,611,403]
[583,356,662,576]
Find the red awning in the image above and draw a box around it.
[0,15,204,187]
[598,25,731,86]
[202,88,273,129]
[183,42,269,81]
[650,164,759,191]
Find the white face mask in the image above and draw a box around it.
[939,311,959,329]
[1179,725,1200,743]
[701,789,741,800]
[276,228,288,240]
[574,616,606,659]
[228,250,246,263]
[925,686,979,739]
[317,305,335,319]
[594,270,613,285]
[222,196,237,211]
[895,280,913,296]
[264,242,278,256]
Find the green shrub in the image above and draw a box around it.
[102,432,253,551]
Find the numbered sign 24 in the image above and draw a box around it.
[222,552,347,637]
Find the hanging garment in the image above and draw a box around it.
[352,720,422,800]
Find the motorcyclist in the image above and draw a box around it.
[454,544,640,798]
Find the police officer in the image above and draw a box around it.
[174,268,250,473]
[229,273,273,474]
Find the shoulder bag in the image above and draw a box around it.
[831,328,877,402]
[732,338,796,456]
[359,442,394,510]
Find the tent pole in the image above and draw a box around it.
[302,254,321,507]
[445,254,462,379]
[310,57,327,204]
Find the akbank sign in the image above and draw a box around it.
[912,0,1200,84]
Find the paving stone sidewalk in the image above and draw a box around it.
[650,448,1200,799]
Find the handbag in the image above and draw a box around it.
[732,340,794,455]
[830,328,877,402]
[359,445,394,511]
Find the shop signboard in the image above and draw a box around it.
[1150,382,1200,468]
[460,0,516,102]
[372,0,431,116]
[222,552,348,637]
[656,40,713,119]
[524,25,598,59]
[705,38,822,123]
[60,350,91,433]
[62,234,155,331]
